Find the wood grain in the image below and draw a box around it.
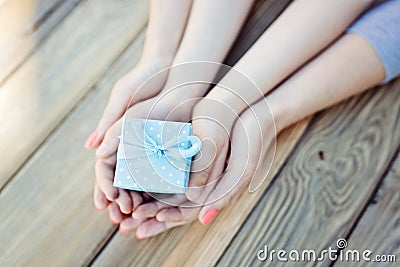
[0,31,146,266]
[0,0,82,85]
[217,79,400,267]
[91,1,299,266]
[161,120,311,267]
[334,153,400,267]
[0,0,148,188]
[92,224,190,267]
[91,121,311,267]
[224,0,292,66]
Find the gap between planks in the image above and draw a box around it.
[0,0,84,87]
[216,79,400,267]
[91,0,298,265]
[333,150,400,267]
[0,30,147,266]
[0,0,149,189]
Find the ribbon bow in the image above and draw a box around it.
[118,120,200,171]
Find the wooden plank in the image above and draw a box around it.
[27,0,84,37]
[334,153,400,266]
[0,0,82,85]
[92,123,311,267]
[93,224,190,267]
[0,31,146,266]
[162,120,311,267]
[0,0,148,188]
[225,0,292,66]
[25,0,68,33]
[217,79,400,266]
[92,1,299,266]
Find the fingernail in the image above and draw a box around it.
[110,218,119,225]
[201,209,218,225]
[84,131,98,149]
[135,231,143,240]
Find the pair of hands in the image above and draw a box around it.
[85,59,276,238]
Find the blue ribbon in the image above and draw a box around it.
[117,120,201,171]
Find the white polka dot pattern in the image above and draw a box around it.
[113,119,198,194]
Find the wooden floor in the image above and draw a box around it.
[0,0,399,266]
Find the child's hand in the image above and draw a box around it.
[125,98,237,234]
[93,88,202,225]
[85,58,171,150]
[130,99,276,238]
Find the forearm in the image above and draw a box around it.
[173,0,253,63]
[140,0,192,63]
[268,33,385,133]
[162,0,254,99]
[203,0,374,125]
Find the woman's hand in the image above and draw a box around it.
[131,29,387,237]
[130,98,277,238]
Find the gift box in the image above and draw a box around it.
[113,118,201,194]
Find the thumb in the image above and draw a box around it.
[96,119,123,159]
[85,81,135,150]
[197,162,255,225]
[197,120,260,225]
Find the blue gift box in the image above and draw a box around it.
[113,118,201,194]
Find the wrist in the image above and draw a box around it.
[193,97,238,132]
[140,44,176,67]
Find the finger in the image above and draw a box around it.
[142,192,153,202]
[186,143,229,202]
[156,206,199,222]
[115,189,133,214]
[155,172,226,223]
[155,170,224,223]
[94,183,109,210]
[95,98,164,159]
[155,178,222,223]
[198,117,261,225]
[84,130,102,150]
[132,202,166,220]
[93,83,133,148]
[186,117,231,202]
[119,217,146,233]
[135,218,188,239]
[131,193,184,219]
[130,191,144,210]
[109,202,124,224]
[95,159,119,201]
[96,119,122,159]
[85,60,172,150]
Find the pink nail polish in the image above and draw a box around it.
[201,209,218,225]
[84,131,98,149]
